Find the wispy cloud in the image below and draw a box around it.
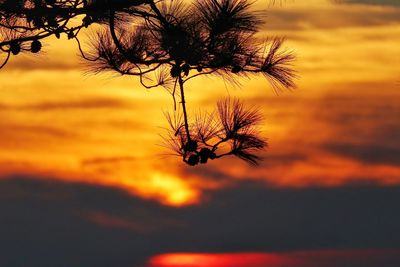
[324,143,400,166]
[0,98,133,111]
[81,156,138,167]
[336,0,400,6]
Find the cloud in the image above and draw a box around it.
[324,143,400,166]
[0,124,76,138]
[263,4,400,32]
[5,57,78,71]
[293,87,400,169]
[81,156,138,166]
[336,0,400,6]
[0,98,133,111]
[1,177,400,267]
[83,210,176,234]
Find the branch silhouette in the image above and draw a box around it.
[0,0,296,166]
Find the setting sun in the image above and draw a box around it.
[148,253,290,267]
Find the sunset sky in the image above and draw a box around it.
[0,0,399,266]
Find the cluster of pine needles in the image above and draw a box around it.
[0,0,296,165]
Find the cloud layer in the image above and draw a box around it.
[1,177,400,267]
[337,0,400,6]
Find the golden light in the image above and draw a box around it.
[0,0,399,205]
[129,172,200,206]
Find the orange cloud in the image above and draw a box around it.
[0,0,399,206]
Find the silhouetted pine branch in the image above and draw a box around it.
[0,0,296,166]
[163,98,267,166]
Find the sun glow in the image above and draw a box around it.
[131,173,200,206]
[148,250,400,267]
[148,253,293,267]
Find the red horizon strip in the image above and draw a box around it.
[148,249,400,267]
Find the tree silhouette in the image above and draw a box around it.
[0,0,296,166]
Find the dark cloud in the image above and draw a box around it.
[324,143,400,165]
[307,86,400,166]
[262,153,308,166]
[0,178,166,267]
[1,177,400,267]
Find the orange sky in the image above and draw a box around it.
[0,0,399,206]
